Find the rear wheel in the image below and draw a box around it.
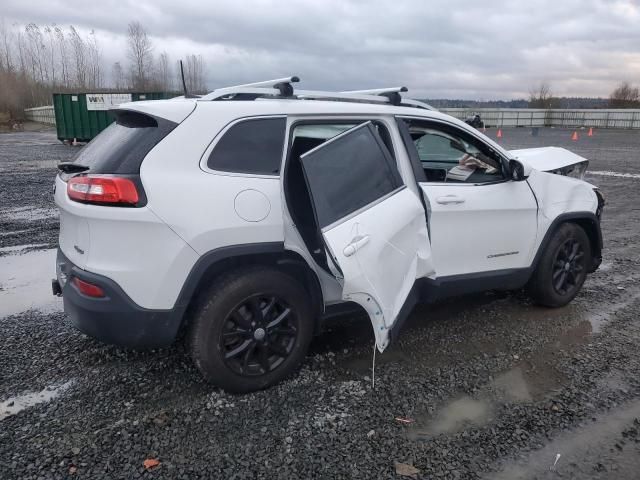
[189,267,313,393]
[527,223,591,307]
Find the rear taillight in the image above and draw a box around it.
[72,277,105,298]
[67,175,140,206]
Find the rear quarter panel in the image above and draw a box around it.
[55,175,199,309]
[139,104,284,256]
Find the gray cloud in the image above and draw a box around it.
[3,0,640,98]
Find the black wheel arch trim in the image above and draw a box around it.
[530,211,602,273]
[173,242,325,333]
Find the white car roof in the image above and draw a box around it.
[120,97,511,158]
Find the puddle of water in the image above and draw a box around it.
[587,292,640,334]
[0,243,49,254]
[491,367,532,403]
[0,248,61,317]
[0,381,73,420]
[488,399,640,479]
[0,206,58,221]
[409,396,493,439]
[597,261,612,272]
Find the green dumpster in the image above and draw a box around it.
[52,92,176,143]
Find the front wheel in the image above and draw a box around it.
[189,268,314,393]
[527,223,591,307]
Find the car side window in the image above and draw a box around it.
[207,117,286,175]
[299,123,403,228]
[291,121,396,158]
[405,120,505,184]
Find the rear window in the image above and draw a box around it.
[207,117,286,175]
[72,110,177,174]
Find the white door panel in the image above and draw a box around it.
[298,122,433,351]
[420,181,537,277]
[323,187,433,350]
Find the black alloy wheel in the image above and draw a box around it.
[221,294,298,376]
[189,267,314,392]
[527,223,591,308]
[551,237,585,296]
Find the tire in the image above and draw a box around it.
[527,223,591,307]
[188,267,314,393]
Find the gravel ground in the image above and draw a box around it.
[0,128,73,254]
[1,127,640,479]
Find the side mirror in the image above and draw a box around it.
[509,159,530,181]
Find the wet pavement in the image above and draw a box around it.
[1,127,640,479]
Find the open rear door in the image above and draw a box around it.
[300,122,432,351]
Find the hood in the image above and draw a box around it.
[509,146,589,179]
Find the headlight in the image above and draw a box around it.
[562,161,589,180]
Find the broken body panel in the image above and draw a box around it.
[510,146,589,179]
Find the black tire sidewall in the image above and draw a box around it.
[529,223,591,307]
[189,268,313,393]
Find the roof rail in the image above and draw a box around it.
[200,76,299,100]
[341,87,408,95]
[296,90,391,104]
[400,98,436,111]
[198,78,436,111]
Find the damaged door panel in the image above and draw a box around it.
[299,122,433,351]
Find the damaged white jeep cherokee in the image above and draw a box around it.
[53,78,604,392]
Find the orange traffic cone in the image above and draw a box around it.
[497,129,502,138]
[588,127,593,137]
[571,131,578,141]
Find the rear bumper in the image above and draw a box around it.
[54,248,182,348]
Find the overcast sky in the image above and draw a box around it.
[3,0,640,99]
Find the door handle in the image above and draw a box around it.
[436,194,465,205]
[343,234,370,257]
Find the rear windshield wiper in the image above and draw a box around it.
[57,162,89,174]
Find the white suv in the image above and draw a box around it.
[53,78,604,392]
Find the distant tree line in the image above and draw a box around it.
[609,81,640,108]
[0,19,207,118]
[428,81,640,110]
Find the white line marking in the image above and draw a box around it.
[588,171,640,179]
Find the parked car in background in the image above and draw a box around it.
[464,113,485,129]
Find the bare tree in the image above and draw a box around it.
[69,26,87,88]
[528,82,554,108]
[127,21,153,90]
[25,23,47,84]
[0,18,14,72]
[44,25,57,85]
[54,26,69,88]
[16,27,30,77]
[183,54,206,94]
[609,81,640,108]
[112,61,125,90]
[86,30,102,88]
[156,51,172,91]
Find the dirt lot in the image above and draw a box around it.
[1,126,639,479]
